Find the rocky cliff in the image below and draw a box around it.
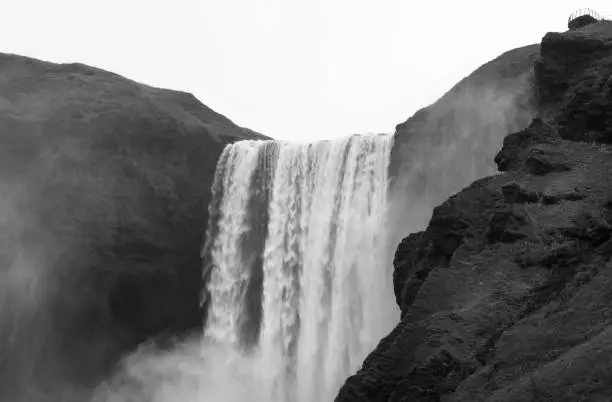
[0,53,266,400]
[387,43,539,249]
[338,20,612,402]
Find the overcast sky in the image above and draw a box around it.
[2,1,610,141]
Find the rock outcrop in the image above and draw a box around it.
[338,20,612,402]
[0,53,266,400]
[568,14,599,30]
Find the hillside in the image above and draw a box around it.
[386,43,540,249]
[338,20,612,402]
[0,52,267,401]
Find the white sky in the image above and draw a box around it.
[2,1,610,141]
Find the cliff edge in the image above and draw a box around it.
[338,21,612,401]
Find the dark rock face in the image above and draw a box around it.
[568,14,598,30]
[337,21,612,402]
[0,53,266,400]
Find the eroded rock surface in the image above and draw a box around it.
[338,20,612,402]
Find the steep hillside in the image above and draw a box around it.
[387,43,540,247]
[338,20,612,402]
[0,53,266,401]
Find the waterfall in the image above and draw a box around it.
[203,134,397,401]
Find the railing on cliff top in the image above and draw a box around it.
[568,8,608,22]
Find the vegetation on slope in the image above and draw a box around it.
[0,53,265,400]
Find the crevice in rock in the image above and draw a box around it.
[501,182,539,204]
[486,201,532,244]
[541,191,585,204]
[502,181,586,206]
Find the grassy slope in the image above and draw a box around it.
[0,52,266,399]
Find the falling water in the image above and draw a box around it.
[203,134,397,401]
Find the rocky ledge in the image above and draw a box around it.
[337,21,612,401]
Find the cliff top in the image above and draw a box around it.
[0,52,267,143]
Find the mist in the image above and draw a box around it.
[0,132,124,402]
[92,338,277,402]
[387,69,537,248]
